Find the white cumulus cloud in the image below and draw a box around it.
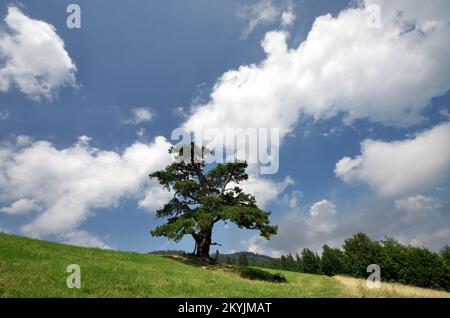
[0,135,173,239]
[1,198,41,215]
[309,199,336,216]
[185,0,450,139]
[0,131,290,248]
[248,199,338,255]
[138,185,174,213]
[0,6,77,100]
[395,195,435,225]
[400,228,450,248]
[124,107,154,125]
[236,175,293,208]
[63,230,112,250]
[335,122,450,197]
[238,0,280,39]
[281,10,296,27]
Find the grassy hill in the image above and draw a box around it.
[1,233,449,298]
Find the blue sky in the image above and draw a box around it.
[1,0,450,255]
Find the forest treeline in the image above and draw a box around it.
[225,233,450,291]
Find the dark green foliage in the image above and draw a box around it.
[300,248,322,274]
[342,233,383,277]
[321,245,345,276]
[441,245,450,264]
[217,251,274,265]
[238,253,249,266]
[279,255,288,269]
[149,143,277,258]
[261,233,450,291]
[378,237,409,283]
[399,246,450,290]
[279,254,298,272]
[149,249,187,256]
[238,267,287,283]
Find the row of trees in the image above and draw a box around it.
[263,233,450,291]
[224,254,250,266]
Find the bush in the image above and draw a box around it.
[321,245,345,276]
[261,233,450,291]
[378,237,409,283]
[343,233,383,277]
[401,246,450,290]
[238,266,287,283]
[441,245,450,265]
[300,248,322,274]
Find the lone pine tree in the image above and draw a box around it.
[149,143,277,259]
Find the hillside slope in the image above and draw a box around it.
[1,233,449,298]
[0,233,340,297]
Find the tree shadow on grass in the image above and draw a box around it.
[159,254,234,271]
[159,254,287,283]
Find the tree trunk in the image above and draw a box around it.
[194,228,212,259]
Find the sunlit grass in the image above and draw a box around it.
[0,233,340,297]
[2,233,448,298]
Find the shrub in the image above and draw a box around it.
[321,245,345,276]
[238,266,287,283]
[343,232,383,277]
[261,233,450,291]
[300,248,322,274]
[441,245,450,265]
[378,237,409,283]
[401,246,450,290]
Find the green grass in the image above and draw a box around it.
[0,233,341,297]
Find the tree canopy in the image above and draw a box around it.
[149,143,277,258]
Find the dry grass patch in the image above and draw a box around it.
[335,275,450,298]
